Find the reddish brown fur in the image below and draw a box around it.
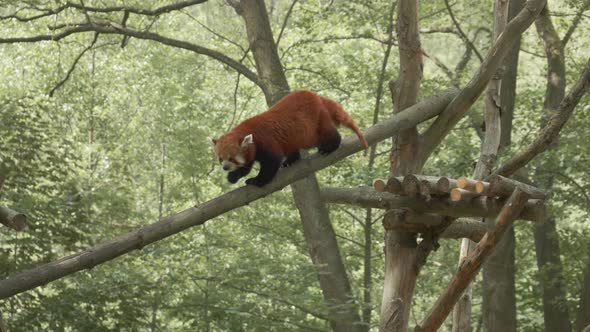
[215,90,368,162]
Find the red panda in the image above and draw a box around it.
[208,90,369,187]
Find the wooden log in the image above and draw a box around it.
[419,180,432,198]
[320,187,546,222]
[385,176,404,194]
[450,188,481,202]
[0,206,26,231]
[416,188,531,332]
[441,219,491,242]
[487,175,546,199]
[475,180,490,194]
[374,179,386,192]
[402,175,421,196]
[457,176,479,192]
[436,177,458,193]
[382,209,446,231]
[415,175,449,195]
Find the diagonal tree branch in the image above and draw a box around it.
[561,0,590,46]
[419,0,547,168]
[416,188,531,332]
[492,55,590,177]
[0,89,457,301]
[275,0,299,47]
[0,23,261,89]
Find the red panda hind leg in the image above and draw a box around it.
[282,151,301,167]
[317,129,342,155]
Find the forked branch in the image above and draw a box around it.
[492,56,590,177]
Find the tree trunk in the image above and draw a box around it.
[532,6,572,332]
[481,0,523,331]
[577,242,590,332]
[239,1,362,330]
[482,226,516,332]
[379,0,423,331]
[454,0,509,329]
[534,216,572,332]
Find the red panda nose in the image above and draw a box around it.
[222,164,231,171]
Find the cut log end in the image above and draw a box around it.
[450,188,461,201]
[374,179,386,192]
[475,181,489,194]
[457,176,478,191]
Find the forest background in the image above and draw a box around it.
[0,0,589,331]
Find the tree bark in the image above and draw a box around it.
[380,0,423,330]
[534,216,572,332]
[239,0,362,329]
[453,0,508,325]
[0,205,26,231]
[577,242,590,332]
[531,6,572,332]
[481,0,523,330]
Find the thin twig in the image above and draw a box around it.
[443,0,483,62]
[0,23,261,89]
[49,32,99,97]
[561,0,590,46]
[276,0,299,47]
[0,0,208,22]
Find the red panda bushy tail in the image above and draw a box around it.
[321,97,369,150]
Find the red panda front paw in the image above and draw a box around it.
[227,172,241,183]
[245,177,267,187]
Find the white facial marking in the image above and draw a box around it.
[221,160,238,171]
[235,154,245,164]
[207,137,217,146]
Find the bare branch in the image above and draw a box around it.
[49,32,99,97]
[276,0,299,47]
[443,0,483,62]
[0,0,208,22]
[420,0,547,167]
[561,0,590,46]
[422,49,454,80]
[492,56,590,177]
[0,90,457,300]
[283,67,350,96]
[0,23,261,88]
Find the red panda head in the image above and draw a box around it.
[208,134,254,171]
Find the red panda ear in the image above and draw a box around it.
[207,137,217,146]
[241,134,253,148]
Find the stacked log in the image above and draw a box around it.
[370,174,547,234]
